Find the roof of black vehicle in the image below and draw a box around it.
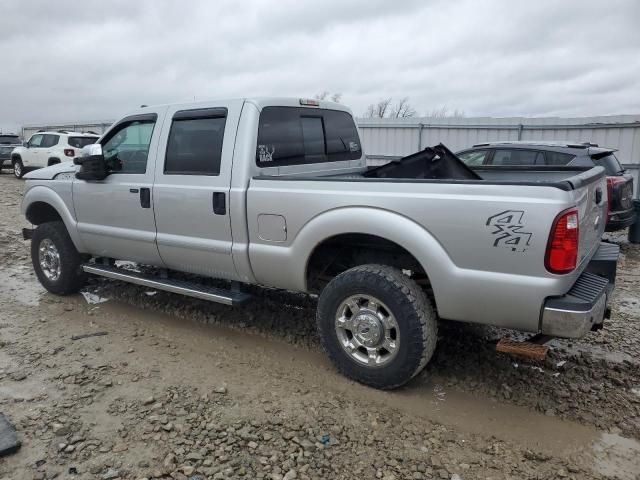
[463,140,616,156]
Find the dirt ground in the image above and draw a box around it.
[0,172,639,480]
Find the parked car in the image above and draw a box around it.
[456,141,635,231]
[10,130,99,178]
[0,133,22,173]
[20,98,617,389]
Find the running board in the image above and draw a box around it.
[82,264,252,306]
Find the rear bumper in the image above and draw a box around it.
[606,207,636,231]
[540,243,619,338]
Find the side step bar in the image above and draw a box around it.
[82,264,252,306]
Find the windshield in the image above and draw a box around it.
[0,135,20,145]
[592,153,624,175]
[68,136,99,148]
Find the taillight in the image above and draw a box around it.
[545,207,579,274]
[64,148,75,157]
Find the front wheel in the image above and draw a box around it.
[31,222,87,295]
[13,158,24,178]
[317,264,437,389]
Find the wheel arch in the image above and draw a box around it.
[22,186,87,252]
[254,207,453,311]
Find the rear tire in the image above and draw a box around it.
[317,264,437,389]
[31,221,87,295]
[13,158,24,178]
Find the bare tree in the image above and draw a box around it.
[313,91,342,103]
[390,97,416,118]
[426,106,466,118]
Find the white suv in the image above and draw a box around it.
[11,131,100,178]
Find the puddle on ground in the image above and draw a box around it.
[0,266,44,306]
[592,433,640,479]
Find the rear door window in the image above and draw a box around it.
[42,134,59,148]
[457,150,489,166]
[490,149,544,166]
[256,107,361,167]
[545,151,574,166]
[164,109,227,176]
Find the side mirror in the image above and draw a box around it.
[75,144,109,180]
[23,141,29,148]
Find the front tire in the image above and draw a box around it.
[31,222,87,295]
[13,158,24,178]
[317,264,437,389]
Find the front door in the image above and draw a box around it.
[152,101,242,280]
[73,108,167,265]
[23,133,45,167]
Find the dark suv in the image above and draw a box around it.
[456,141,635,231]
[0,134,22,172]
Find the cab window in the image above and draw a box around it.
[101,118,156,174]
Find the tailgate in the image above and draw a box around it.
[570,166,608,266]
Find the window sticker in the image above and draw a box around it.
[349,141,359,152]
[258,144,275,163]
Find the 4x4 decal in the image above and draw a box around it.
[486,210,532,252]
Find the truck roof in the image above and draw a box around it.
[130,97,353,116]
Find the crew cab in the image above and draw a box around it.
[11,130,99,178]
[457,141,636,232]
[21,98,618,389]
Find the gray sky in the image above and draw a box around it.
[2,0,640,133]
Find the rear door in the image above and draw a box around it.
[73,109,167,265]
[152,100,243,280]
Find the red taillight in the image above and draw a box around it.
[605,176,625,219]
[64,148,75,157]
[545,207,579,274]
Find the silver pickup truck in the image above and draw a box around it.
[21,97,618,389]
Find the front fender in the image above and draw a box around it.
[21,184,87,252]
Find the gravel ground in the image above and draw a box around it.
[1,173,639,480]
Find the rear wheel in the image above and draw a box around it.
[317,264,437,389]
[13,158,24,178]
[31,221,87,295]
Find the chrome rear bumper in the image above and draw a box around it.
[540,243,618,338]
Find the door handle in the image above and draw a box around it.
[140,187,151,208]
[212,192,226,215]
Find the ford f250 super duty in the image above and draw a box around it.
[21,97,619,389]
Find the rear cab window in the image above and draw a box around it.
[256,107,361,167]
